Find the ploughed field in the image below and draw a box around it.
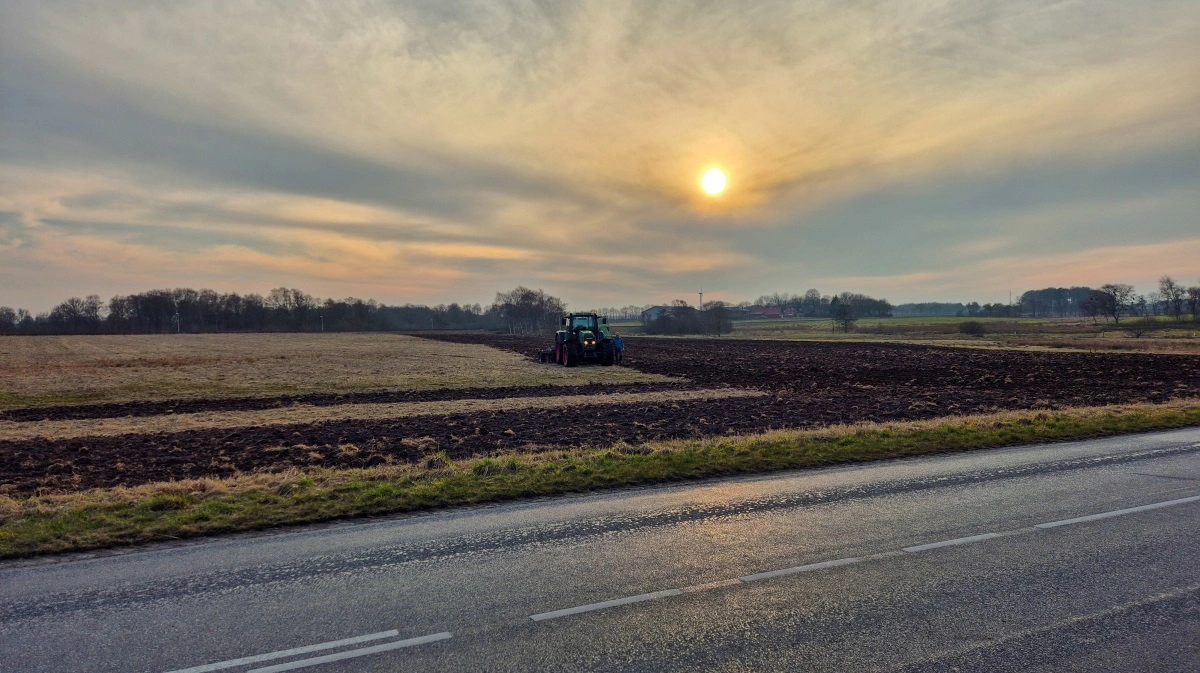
[2,334,1198,495]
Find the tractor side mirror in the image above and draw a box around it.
[561,317,568,326]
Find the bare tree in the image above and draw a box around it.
[1159,276,1185,320]
[703,301,733,335]
[1096,283,1135,324]
[1081,292,1103,324]
[1145,291,1162,315]
[82,295,104,327]
[49,297,96,332]
[830,301,857,332]
[801,289,822,316]
[1187,285,1200,322]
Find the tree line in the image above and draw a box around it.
[1080,277,1200,324]
[891,278,1200,322]
[5,277,1196,337]
[753,290,895,318]
[0,287,540,335]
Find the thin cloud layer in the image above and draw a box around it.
[1,0,1197,310]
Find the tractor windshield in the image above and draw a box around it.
[570,316,597,331]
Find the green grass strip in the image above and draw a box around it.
[2,402,1199,559]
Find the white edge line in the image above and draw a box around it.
[245,632,451,673]
[162,630,400,673]
[903,532,1000,553]
[1035,494,1200,529]
[530,588,682,622]
[739,557,861,582]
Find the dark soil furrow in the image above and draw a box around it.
[0,381,694,422]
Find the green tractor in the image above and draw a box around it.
[544,312,615,367]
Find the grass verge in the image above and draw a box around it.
[3,401,1199,559]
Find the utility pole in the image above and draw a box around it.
[698,287,704,312]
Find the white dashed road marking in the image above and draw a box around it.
[162,630,401,673]
[740,557,862,582]
[903,532,1001,553]
[530,589,683,622]
[1035,494,1200,529]
[245,633,452,673]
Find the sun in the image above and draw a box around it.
[700,167,727,195]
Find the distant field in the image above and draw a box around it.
[0,333,670,409]
[722,316,1200,354]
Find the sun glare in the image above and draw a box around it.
[701,168,727,195]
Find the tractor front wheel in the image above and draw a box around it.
[600,341,615,366]
[565,344,579,367]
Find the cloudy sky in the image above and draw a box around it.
[2,1,1198,311]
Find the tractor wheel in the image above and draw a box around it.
[600,341,615,366]
[565,344,578,367]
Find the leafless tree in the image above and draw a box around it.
[703,301,733,335]
[1096,283,1136,324]
[1081,292,1103,324]
[49,296,102,332]
[830,301,857,332]
[1159,276,1186,320]
[801,289,823,316]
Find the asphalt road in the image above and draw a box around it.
[2,428,1198,673]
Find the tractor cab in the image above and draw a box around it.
[553,312,615,367]
[565,313,610,335]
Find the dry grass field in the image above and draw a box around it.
[0,333,671,409]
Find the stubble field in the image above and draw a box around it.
[0,333,666,410]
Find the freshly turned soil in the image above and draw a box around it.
[3,335,1198,494]
[0,381,693,422]
[427,333,1200,401]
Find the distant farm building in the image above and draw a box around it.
[641,306,673,322]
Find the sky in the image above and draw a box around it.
[2,0,1198,312]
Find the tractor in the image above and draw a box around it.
[540,312,615,366]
